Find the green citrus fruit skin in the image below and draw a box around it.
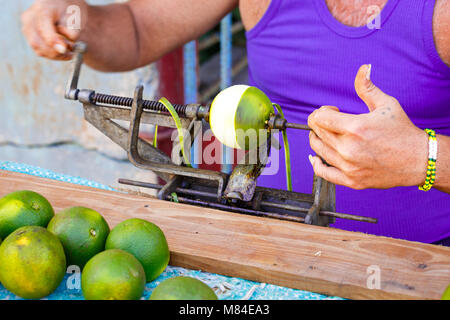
[235,86,274,150]
[47,206,110,268]
[105,218,170,282]
[0,190,55,239]
[150,276,218,300]
[81,249,146,300]
[0,226,66,299]
[442,285,450,300]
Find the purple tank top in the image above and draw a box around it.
[246,0,450,243]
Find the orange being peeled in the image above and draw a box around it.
[209,85,274,150]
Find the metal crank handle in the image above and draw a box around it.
[65,41,87,101]
[63,41,203,118]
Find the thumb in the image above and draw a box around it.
[354,64,390,112]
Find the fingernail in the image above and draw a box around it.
[308,154,314,166]
[54,43,67,54]
[366,64,372,81]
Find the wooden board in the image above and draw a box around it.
[1,170,449,300]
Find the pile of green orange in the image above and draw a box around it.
[0,190,218,300]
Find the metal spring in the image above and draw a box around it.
[91,93,187,115]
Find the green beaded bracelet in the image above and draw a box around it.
[419,129,437,191]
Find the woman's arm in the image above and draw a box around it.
[21,0,238,72]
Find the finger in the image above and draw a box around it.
[21,5,71,60]
[308,155,350,186]
[29,27,72,60]
[310,125,340,150]
[56,24,80,42]
[21,10,46,51]
[354,64,391,112]
[308,106,357,134]
[309,131,342,169]
[37,10,69,54]
[26,25,53,55]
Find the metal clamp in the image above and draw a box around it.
[127,85,227,201]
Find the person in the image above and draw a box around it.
[21,0,450,244]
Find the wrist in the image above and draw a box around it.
[407,127,429,187]
[433,134,450,193]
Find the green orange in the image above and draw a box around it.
[0,190,55,239]
[442,285,450,300]
[0,226,66,299]
[150,276,218,300]
[81,249,146,300]
[105,218,170,282]
[47,206,110,268]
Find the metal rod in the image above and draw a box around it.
[119,179,377,224]
[169,195,306,223]
[199,56,248,104]
[220,14,233,175]
[198,21,244,51]
[183,40,199,168]
[119,179,304,222]
[285,122,311,131]
[260,201,377,224]
[118,178,216,199]
[319,210,377,224]
[90,93,189,116]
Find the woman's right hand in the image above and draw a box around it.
[21,0,89,60]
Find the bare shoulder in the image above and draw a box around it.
[433,0,450,67]
[239,0,271,31]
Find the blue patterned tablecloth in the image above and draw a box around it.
[0,161,343,300]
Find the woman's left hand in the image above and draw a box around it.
[307,64,428,190]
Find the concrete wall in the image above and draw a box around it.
[0,0,159,189]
